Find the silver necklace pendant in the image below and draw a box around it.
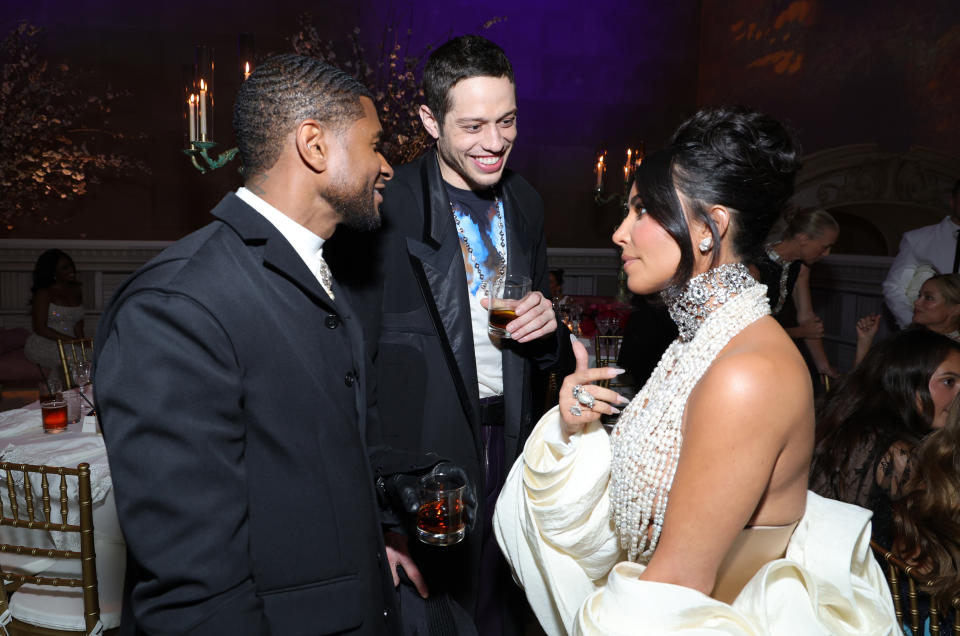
[764,244,793,315]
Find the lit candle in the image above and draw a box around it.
[188,94,197,142]
[199,79,208,140]
[243,61,251,81]
[595,154,605,190]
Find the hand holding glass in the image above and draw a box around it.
[488,274,532,338]
[416,467,467,546]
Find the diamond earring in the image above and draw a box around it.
[698,236,713,253]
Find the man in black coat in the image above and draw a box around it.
[329,35,561,636]
[95,55,409,635]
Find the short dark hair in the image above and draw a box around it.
[633,106,801,287]
[232,54,373,177]
[423,35,514,129]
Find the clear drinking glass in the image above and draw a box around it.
[416,467,467,546]
[488,274,532,338]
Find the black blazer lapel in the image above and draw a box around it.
[407,153,483,434]
[499,179,533,450]
[213,193,338,312]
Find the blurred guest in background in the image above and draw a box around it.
[24,248,84,382]
[883,179,960,329]
[855,273,960,365]
[811,328,960,548]
[891,394,960,624]
[753,207,840,379]
[548,268,564,301]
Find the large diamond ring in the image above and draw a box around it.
[573,385,595,409]
[569,406,582,417]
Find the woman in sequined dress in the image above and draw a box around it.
[493,106,896,635]
[24,249,85,378]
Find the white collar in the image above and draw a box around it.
[236,187,325,264]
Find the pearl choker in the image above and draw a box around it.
[610,263,769,562]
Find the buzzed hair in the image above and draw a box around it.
[422,35,514,129]
[232,54,373,176]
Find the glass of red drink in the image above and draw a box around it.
[41,398,68,434]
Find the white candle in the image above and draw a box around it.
[243,62,251,81]
[188,94,197,142]
[199,80,208,140]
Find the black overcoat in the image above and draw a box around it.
[328,148,560,621]
[95,194,400,635]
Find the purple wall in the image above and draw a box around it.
[2,0,700,247]
[4,1,954,247]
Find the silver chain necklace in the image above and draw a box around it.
[765,244,793,315]
[450,193,506,295]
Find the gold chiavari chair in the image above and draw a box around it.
[594,334,626,390]
[871,540,960,635]
[0,462,113,635]
[57,339,94,390]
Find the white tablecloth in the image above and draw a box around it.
[0,402,114,550]
[0,401,125,629]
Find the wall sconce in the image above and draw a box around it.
[183,35,254,174]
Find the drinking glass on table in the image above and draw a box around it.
[41,398,68,434]
[488,274,532,338]
[416,466,467,546]
[73,360,92,387]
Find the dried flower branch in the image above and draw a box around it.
[0,22,147,229]
[292,13,505,166]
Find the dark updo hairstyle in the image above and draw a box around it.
[812,328,960,501]
[423,35,514,131]
[634,106,801,287]
[31,249,74,294]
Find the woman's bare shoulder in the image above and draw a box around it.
[689,317,812,437]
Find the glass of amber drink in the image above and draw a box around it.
[41,398,68,434]
[488,274,532,338]
[416,468,466,546]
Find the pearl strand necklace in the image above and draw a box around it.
[609,263,770,562]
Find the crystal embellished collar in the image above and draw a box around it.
[661,262,758,341]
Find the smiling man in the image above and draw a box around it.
[329,35,560,636]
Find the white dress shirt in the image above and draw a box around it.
[882,216,960,328]
[236,187,333,296]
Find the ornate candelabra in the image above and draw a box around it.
[182,35,254,173]
[593,143,644,210]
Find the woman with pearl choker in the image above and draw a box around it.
[493,107,897,635]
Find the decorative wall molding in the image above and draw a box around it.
[546,247,622,296]
[792,145,959,256]
[0,241,896,374]
[794,145,958,213]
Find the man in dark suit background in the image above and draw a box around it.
[329,35,561,636]
[95,55,408,635]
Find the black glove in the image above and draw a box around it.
[378,461,477,535]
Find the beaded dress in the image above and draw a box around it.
[493,264,897,636]
[24,302,85,370]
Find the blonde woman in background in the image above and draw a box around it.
[753,207,840,379]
